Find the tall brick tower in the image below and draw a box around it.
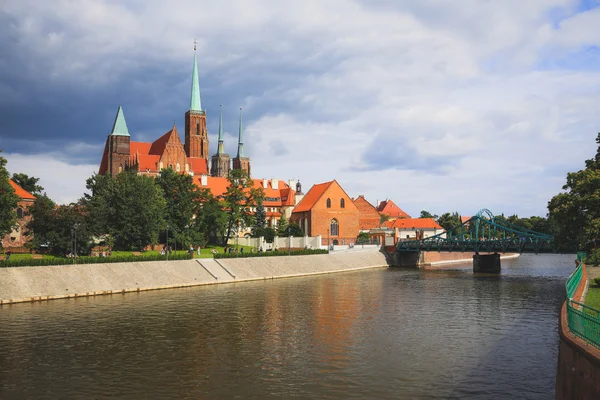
[184,48,209,170]
[211,105,230,177]
[107,106,131,176]
[232,108,251,176]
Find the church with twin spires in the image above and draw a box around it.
[99,49,249,179]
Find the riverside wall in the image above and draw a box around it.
[556,262,600,399]
[421,252,519,268]
[0,250,389,305]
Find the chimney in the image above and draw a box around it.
[271,178,278,190]
[263,179,268,189]
[201,174,208,186]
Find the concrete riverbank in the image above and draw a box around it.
[421,252,520,268]
[0,249,389,305]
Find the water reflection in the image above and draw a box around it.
[0,254,573,399]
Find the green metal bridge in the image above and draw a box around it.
[396,209,558,254]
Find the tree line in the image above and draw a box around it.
[0,159,304,256]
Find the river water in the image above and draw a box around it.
[0,254,574,399]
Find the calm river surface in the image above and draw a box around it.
[0,254,574,399]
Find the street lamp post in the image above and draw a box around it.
[362,226,364,249]
[327,228,330,253]
[72,223,79,265]
[166,225,169,261]
[288,234,292,255]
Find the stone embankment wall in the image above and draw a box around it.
[0,250,388,305]
[556,262,600,399]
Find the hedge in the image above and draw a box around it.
[215,249,328,259]
[0,252,192,268]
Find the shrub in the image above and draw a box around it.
[215,249,328,259]
[595,277,600,287]
[0,252,192,268]
[585,249,600,267]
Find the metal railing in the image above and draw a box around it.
[565,259,600,349]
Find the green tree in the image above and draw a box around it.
[83,171,166,250]
[437,212,461,232]
[27,198,92,256]
[276,214,288,236]
[195,191,228,245]
[420,210,438,219]
[11,173,44,196]
[548,133,600,251]
[279,222,304,237]
[379,213,390,226]
[252,199,267,237]
[155,167,204,248]
[221,169,263,245]
[0,151,19,242]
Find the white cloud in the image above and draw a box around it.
[4,153,96,205]
[2,0,600,217]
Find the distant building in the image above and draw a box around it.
[376,199,410,220]
[195,176,299,233]
[291,180,359,246]
[384,218,444,240]
[1,180,35,249]
[352,195,381,230]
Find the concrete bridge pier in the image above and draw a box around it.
[387,251,420,268]
[473,253,501,273]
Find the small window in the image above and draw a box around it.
[196,122,200,135]
[340,198,345,208]
[326,198,331,208]
[17,207,23,219]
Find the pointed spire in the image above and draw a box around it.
[110,106,130,136]
[217,105,225,155]
[190,48,202,112]
[237,108,244,158]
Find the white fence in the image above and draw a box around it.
[228,235,323,250]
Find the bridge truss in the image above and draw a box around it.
[396,209,556,254]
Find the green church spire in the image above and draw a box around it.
[190,50,202,112]
[237,108,244,158]
[110,106,130,136]
[217,105,225,154]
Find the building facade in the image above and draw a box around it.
[1,180,35,249]
[353,195,381,230]
[291,180,360,246]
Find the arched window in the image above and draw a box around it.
[340,198,345,208]
[196,122,200,136]
[330,219,339,236]
[326,198,331,208]
[16,207,23,219]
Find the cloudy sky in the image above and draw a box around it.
[1,0,599,217]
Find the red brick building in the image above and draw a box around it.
[1,180,35,249]
[352,195,381,230]
[291,180,359,246]
[376,199,410,220]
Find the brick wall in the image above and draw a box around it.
[353,195,380,230]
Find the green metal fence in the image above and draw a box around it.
[565,263,600,349]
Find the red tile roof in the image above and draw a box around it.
[377,199,411,218]
[9,179,35,200]
[386,218,442,230]
[291,181,333,213]
[193,176,294,207]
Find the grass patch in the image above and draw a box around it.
[586,284,600,310]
